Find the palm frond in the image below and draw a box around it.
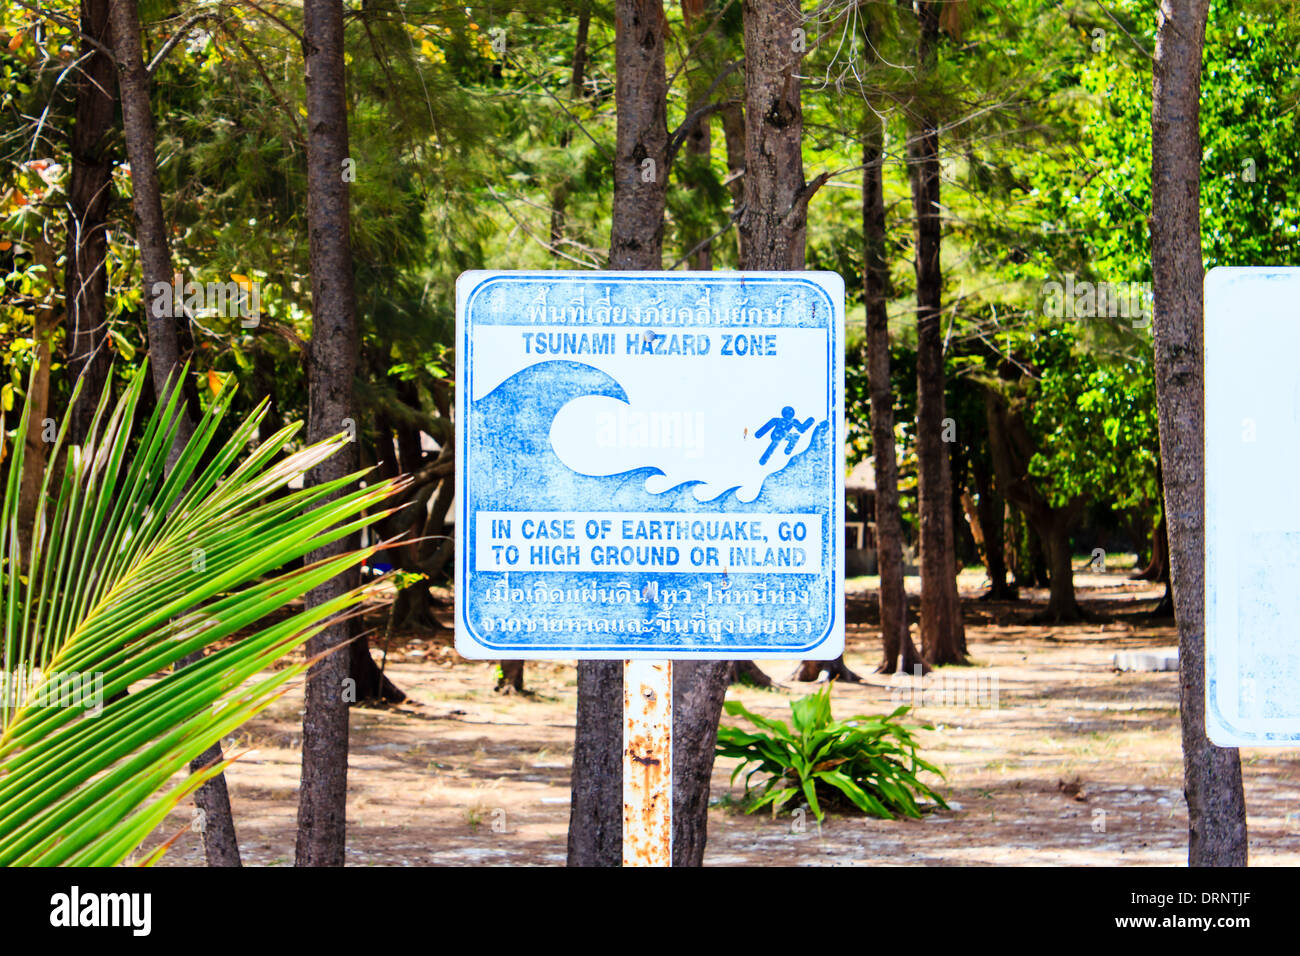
[0,361,406,865]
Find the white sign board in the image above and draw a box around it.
[454,271,845,660]
[1206,266,1300,745]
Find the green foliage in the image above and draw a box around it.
[715,688,947,823]
[0,361,403,865]
[1021,327,1159,513]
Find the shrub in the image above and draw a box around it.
[715,687,947,822]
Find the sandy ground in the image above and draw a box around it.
[146,569,1300,866]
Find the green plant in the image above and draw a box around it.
[0,362,405,865]
[715,688,947,822]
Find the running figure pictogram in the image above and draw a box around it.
[755,406,814,465]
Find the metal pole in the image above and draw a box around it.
[623,659,672,866]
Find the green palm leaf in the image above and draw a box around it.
[0,361,407,866]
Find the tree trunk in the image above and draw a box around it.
[738,0,807,270]
[296,0,361,868]
[671,660,730,866]
[18,239,58,566]
[66,0,116,448]
[569,0,669,868]
[792,658,865,683]
[607,0,667,269]
[680,0,713,270]
[548,3,591,258]
[719,101,747,262]
[109,0,193,466]
[495,660,526,694]
[1025,519,1050,587]
[908,1,966,665]
[110,0,238,867]
[984,386,1082,621]
[568,658,624,866]
[863,106,927,675]
[349,639,406,704]
[1038,514,1081,622]
[1133,514,1169,581]
[1150,0,1246,866]
[728,659,776,687]
[971,453,1015,599]
[742,0,832,683]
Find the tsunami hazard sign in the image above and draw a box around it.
[454,270,844,660]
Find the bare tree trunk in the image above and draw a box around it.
[984,385,1083,622]
[110,0,239,867]
[792,657,865,682]
[66,0,116,448]
[738,0,807,270]
[1038,513,1081,621]
[907,1,966,665]
[742,0,841,683]
[680,0,713,270]
[719,101,747,263]
[862,99,927,675]
[1133,514,1169,581]
[1150,0,1246,866]
[569,0,668,868]
[348,640,406,703]
[109,0,193,463]
[495,660,526,694]
[295,0,360,868]
[671,659,730,865]
[971,454,1015,599]
[607,0,667,268]
[18,239,57,565]
[548,3,591,257]
[568,659,624,866]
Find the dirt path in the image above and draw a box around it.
[147,570,1300,866]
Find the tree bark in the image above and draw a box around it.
[907,1,966,665]
[295,0,360,868]
[1150,0,1246,866]
[348,640,406,704]
[671,659,730,865]
[17,238,58,566]
[741,0,839,682]
[719,101,747,262]
[495,660,526,694]
[568,658,624,866]
[984,385,1083,621]
[66,0,116,448]
[569,0,669,868]
[1039,512,1081,621]
[971,453,1015,599]
[862,100,927,675]
[109,0,193,467]
[1133,514,1169,581]
[548,2,591,258]
[680,0,714,270]
[738,0,807,270]
[608,0,667,270]
[110,0,239,867]
[792,658,865,682]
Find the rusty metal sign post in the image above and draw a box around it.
[455,272,845,867]
[623,660,672,865]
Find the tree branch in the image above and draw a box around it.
[9,0,115,61]
[147,12,218,76]
[666,59,743,164]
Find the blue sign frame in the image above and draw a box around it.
[455,271,844,660]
